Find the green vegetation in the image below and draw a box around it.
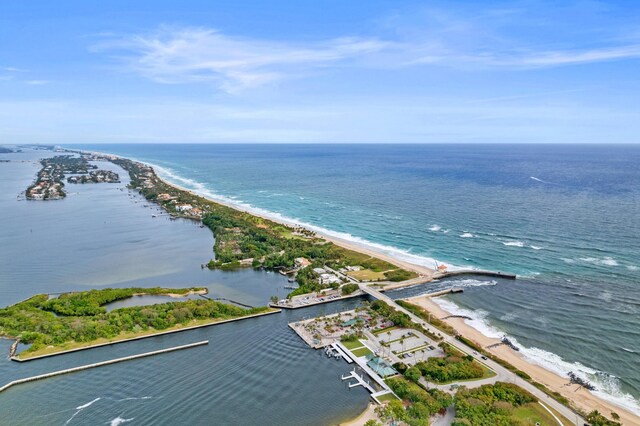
[341,283,359,295]
[396,300,457,335]
[453,382,538,426]
[385,376,453,425]
[0,288,271,358]
[41,287,203,316]
[111,157,417,297]
[585,410,622,426]
[413,343,487,383]
[455,335,570,406]
[341,338,365,350]
[351,347,373,357]
[369,300,442,342]
[376,393,399,403]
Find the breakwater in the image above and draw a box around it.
[0,341,209,393]
[437,269,516,280]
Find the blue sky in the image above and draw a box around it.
[1,0,639,143]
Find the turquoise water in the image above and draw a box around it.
[68,143,640,414]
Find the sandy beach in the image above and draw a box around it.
[103,152,638,424]
[409,295,640,425]
[156,166,436,279]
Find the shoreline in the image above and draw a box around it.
[73,147,438,279]
[13,309,280,361]
[409,295,640,424]
[69,148,636,422]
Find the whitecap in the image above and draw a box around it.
[579,257,619,267]
[530,245,543,250]
[500,312,519,322]
[429,225,441,232]
[503,241,524,247]
[110,417,134,426]
[627,265,639,271]
[434,298,640,415]
[460,232,474,238]
[598,291,612,302]
[76,398,101,410]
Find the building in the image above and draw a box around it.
[175,204,193,212]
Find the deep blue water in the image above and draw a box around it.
[66,143,640,414]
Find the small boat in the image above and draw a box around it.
[151,214,157,218]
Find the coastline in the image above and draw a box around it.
[159,171,437,280]
[73,148,638,422]
[75,147,438,279]
[409,295,640,424]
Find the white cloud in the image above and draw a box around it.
[94,27,391,92]
[26,80,49,85]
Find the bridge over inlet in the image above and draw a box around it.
[357,284,584,426]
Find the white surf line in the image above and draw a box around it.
[0,341,208,393]
[538,401,564,426]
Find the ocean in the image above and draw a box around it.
[1,143,639,422]
[67,143,640,414]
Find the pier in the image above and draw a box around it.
[0,341,208,393]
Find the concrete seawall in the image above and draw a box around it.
[436,269,517,280]
[0,340,208,393]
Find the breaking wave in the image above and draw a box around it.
[151,164,467,272]
[432,298,640,415]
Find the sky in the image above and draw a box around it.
[1,0,639,144]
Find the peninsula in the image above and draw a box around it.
[0,287,275,360]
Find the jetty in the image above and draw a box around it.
[436,269,516,280]
[0,341,208,393]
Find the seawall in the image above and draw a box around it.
[0,341,208,393]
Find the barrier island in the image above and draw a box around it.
[0,287,274,359]
[105,156,418,297]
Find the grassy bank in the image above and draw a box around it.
[0,287,272,358]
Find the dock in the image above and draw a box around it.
[0,341,208,393]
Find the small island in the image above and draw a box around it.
[26,154,119,200]
[0,287,275,360]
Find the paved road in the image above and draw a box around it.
[359,284,584,426]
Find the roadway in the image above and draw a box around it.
[358,284,584,426]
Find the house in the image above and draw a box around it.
[294,257,312,268]
[313,267,326,275]
[175,204,193,212]
[320,273,341,285]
